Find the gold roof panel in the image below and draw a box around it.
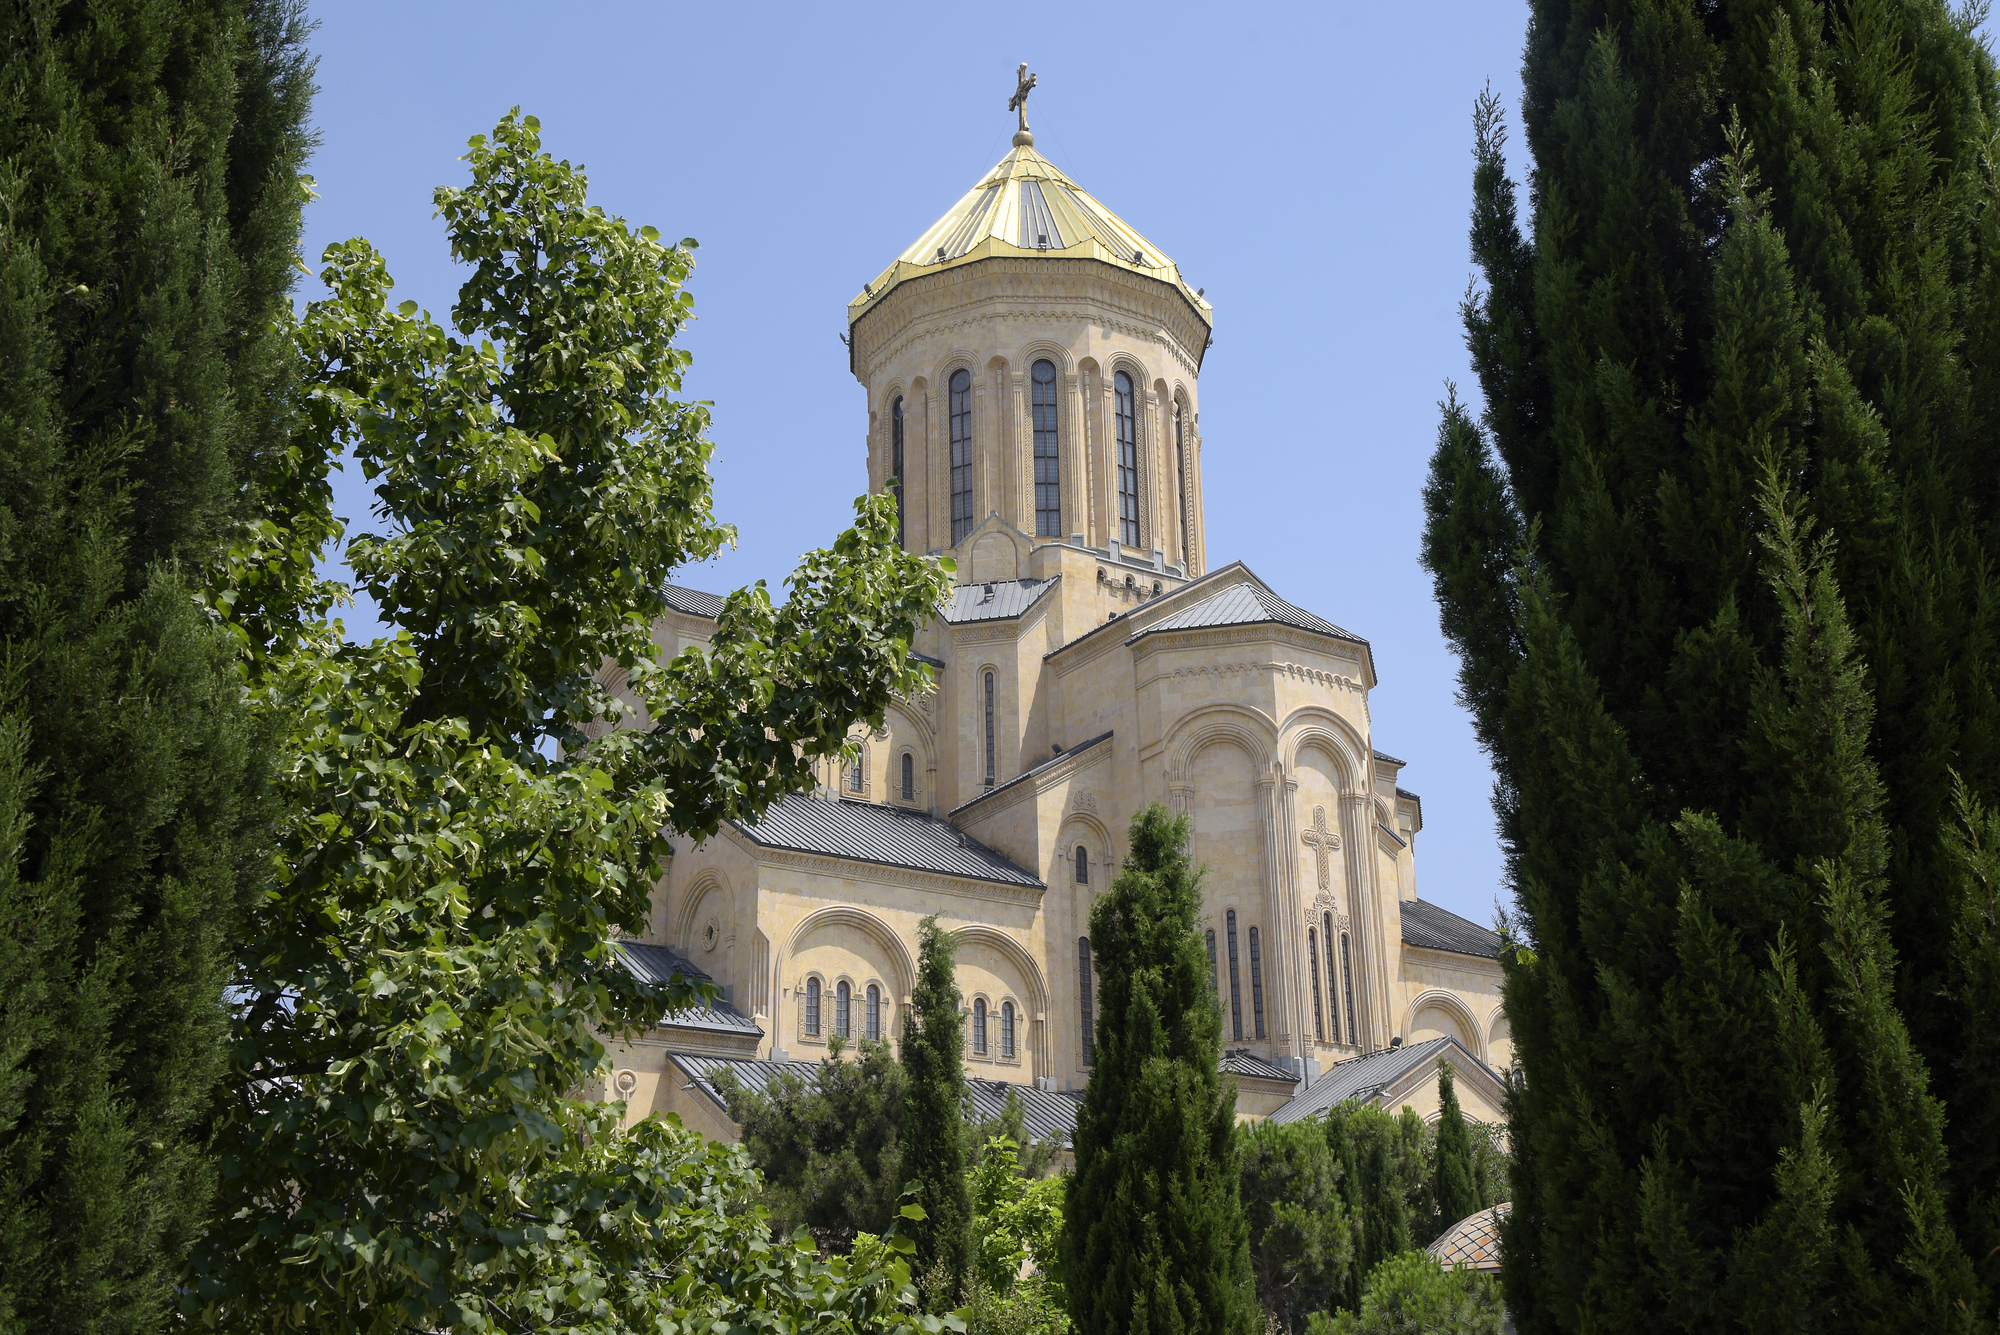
[848,144,1211,327]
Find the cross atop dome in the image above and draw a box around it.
[1008,64,1037,147]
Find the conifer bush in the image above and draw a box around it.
[1061,804,1256,1335]
[1423,2,2000,1327]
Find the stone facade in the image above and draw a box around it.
[601,137,1509,1131]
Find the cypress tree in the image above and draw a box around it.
[902,913,971,1295]
[1062,804,1255,1335]
[1422,4,2000,1328]
[0,3,312,1328]
[1432,1062,1478,1238]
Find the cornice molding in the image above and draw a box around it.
[739,840,1047,907]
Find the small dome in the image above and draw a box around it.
[849,144,1209,325]
[1425,1202,1509,1273]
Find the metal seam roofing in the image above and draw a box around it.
[1267,1035,1491,1125]
[1400,899,1503,960]
[610,940,765,1036]
[731,793,1043,889]
[1130,581,1366,645]
[942,576,1059,624]
[661,584,727,619]
[1222,1050,1298,1083]
[950,731,1112,817]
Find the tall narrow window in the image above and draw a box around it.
[835,980,852,1039]
[1079,937,1095,1064]
[1001,1001,1016,1059]
[1339,932,1358,1046]
[1206,929,1221,1011]
[804,977,821,1037]
[1308,929,1325,1043]
[848,753,865,792]
[1114,370,1140,548]
[983,671,996,787]
[973,998,988,1055]
[1032,359,1061,535]
[1249,926,1267,1039]
[950,369,974,545]
[891,395,906,549]
[901,752,915,801]
[1074,845,1089,884]
[1175,401,1190,569]
[866,984,882,1041]
[1225,910,1244,1041]
[1324,912,1342,1043]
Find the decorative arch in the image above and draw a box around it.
[673,869,727,954]
[1014,338,1075,374]
[783,905,917,1003]
[1402,988,1486,1061]
[1165,706,1281,778]
[1057,810,1113,887]
[952,923,1050,1015]
[1279,709,1368,792]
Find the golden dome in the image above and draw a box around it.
[847,143,1210,327]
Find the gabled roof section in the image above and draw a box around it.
[1400,899,1502,960]
[1268,1035,1493,1125]
[943,576,1059,625]
[849,144,1209,329]
[950,731,1112,818]
[661,584,726,619]
[670,1054,1083,1147]
[1129,581,1366,646]
[610,940,764,1037]
[1222,1049,1298,1084]
[731,793,1043,889]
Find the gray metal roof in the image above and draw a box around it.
[611,940,764,1036]
[670,1054,1082,1147]
[1127,581,1366,645]
[732,793,1043,889]
[1373,749,1408,766]
[1267,1035,1488,1125]
[943,577,1059,624]
[951,731,1113,816]
[1400,899,1502,959]
[662,584,727,619]
[1222,1049,1299,1083]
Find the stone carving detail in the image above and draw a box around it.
[1069,789,1098,814]
[613,1069,639,1098]
[1153,661,1365,693]
[1301,805,1343,890]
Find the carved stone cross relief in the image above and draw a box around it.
[1301,804,1342,891]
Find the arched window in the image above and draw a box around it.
[1175,400,1190,569]
[1114,370,1140,548]
[901,752,915,801]
[972,998,988,1056]
[1078,937,1095,1064]
[1339,932,1358,1046]
[866,984,882,1042]
[848,751,865,793]
[1031,359,1061,536]
[1074,844,1089,885]
[983,671,996,787]
[1307,928,1325,1043]
[804,977,821,1037]
[1225,910,1244,1041]
[1324,912,1342,1043]
[950,369,974,545]
[891,395,906,549]
[1206,929,1220,1010]
[1001,1000,1016,1059]
[1249,926,1267,1040]
[835,980,852,1039]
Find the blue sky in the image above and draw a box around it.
[301,2,1535,928]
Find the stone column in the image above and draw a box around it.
[924,389,944,553]
[1143,387,1163,560]
[979,364,997,527]
[1010,369,1029,532]
[1097,370,1117,547]
[1339,791,1382,1050]
[1063,371,1086,541]
[1277,775,1310,1053]
[1256,765,1293,1053]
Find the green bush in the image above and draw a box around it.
[1306,1251,1502,1335]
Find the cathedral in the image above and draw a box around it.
[602,80,1510,1138]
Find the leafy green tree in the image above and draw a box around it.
[1432,1063,1479,1237]
[1239,1118,1355,1332]
[1423,5,2000,1322]
[1306,1252,1502,1335]
[904,914,972,1296]
[185,109,956,1332]
[0,2,312,1327]
[1062,804,1255,1335]
[717,1036,908,1251]
[968,1136,1064,1295]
